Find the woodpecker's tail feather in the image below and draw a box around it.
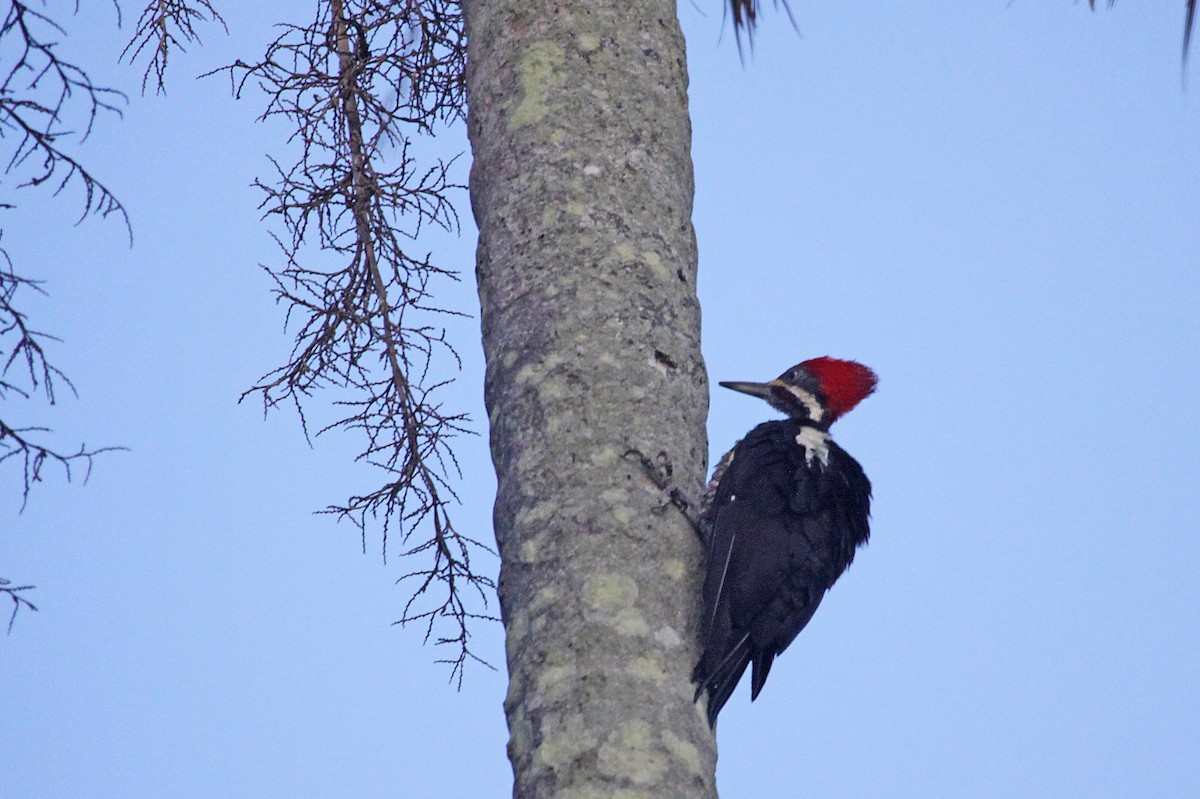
[749,650,775,701]
[693,633,753,728]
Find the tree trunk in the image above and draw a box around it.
[464,1,716,796]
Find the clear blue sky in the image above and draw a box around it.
[4,3,1198,797]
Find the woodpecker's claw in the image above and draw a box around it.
[623,448,705,540]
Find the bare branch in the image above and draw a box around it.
[0,241,125,507]
[1,577,38,633]
[121,0,229,95]
[0,0,129,231]
[0,2,128,614]
[214,0,485,679]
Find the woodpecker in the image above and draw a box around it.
[693,356,877,727]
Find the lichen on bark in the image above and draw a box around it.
[464,0,716,796]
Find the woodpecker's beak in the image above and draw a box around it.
[719,380,782,401]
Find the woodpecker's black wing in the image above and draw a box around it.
[693,419,871,727]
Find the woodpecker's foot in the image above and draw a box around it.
[623,448,705,540]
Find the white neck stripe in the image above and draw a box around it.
[796,427,830,467]
[783,385,824,422]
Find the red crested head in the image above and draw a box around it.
[720,356,878,425]
[799,356,878,422]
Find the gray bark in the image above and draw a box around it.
[464,1,716,796]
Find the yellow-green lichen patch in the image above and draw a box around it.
[513,364,539,385]
[532,584,560,611]
[582,574,648,635]
[534,662,578,705]
[600,482,628,501]
[532,716,590,775]
[514,354,565,385]
[582,573,638,611]
[661,729,702,773]
[597,720,666,784]
[577,33,601,53]
[511,42,565,128]
[535,374,570,402]
[519,537,540,563]
[518,501,557,525]
[627,655,667,684]
[600,487,635,525]
[588,444,623,466]
[611,607,649,636]
[641,250,673,284]
[663,558,686,581]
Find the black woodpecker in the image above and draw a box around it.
[693,356,878,728]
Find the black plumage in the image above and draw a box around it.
[693,358,876,727]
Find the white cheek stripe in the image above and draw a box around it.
[783,385,824,422]
[796,427,830,467]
